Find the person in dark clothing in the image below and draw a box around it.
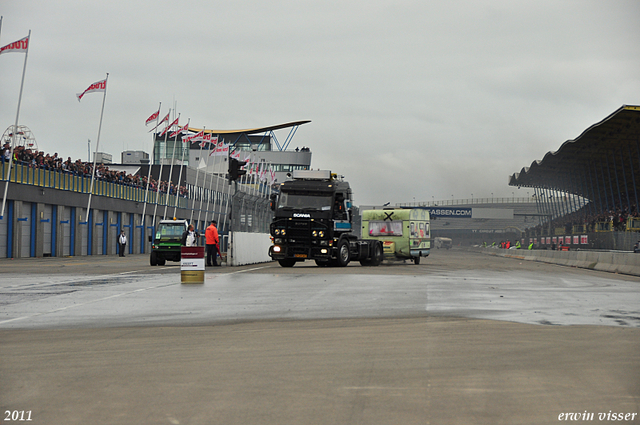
[118,230,127,257]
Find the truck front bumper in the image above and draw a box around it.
[269,245,332,260]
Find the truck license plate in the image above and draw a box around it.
[294,254,307,258]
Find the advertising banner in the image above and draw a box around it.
[425,207,472,218]
[181,246,205,283]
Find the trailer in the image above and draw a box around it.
[361,208,430,264]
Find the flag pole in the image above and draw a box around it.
[141,102,161,237]
[192,127,207,226]
[163,113,180,220]
[152,109,171,227]
[1,29,30,220]
[211,139,227,226]
[85,72,109,221]
[203,137,220,225]
[173,118,190,218]
[221,144,234,237]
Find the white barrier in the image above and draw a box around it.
[228,232,273,266]
[482,248,640,277]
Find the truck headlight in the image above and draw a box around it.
[273,245,281,253]
[312,230,317,237]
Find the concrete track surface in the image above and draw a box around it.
[1,249,639,425]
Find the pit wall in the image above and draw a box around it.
[228,232,272,266]
[480,247,640,277]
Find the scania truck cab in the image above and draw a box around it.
[361,208,430,264]
[268,170,382,267]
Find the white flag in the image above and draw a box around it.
[76,79,106,102]
[0,36,29,55]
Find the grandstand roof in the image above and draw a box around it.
[188,120,311,135]
[509,105,640,202]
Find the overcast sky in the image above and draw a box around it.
[1,0,639,206]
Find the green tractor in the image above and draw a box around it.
[149,219,189,266]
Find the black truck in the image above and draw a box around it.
[268,170,382,267]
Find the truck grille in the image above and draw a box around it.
[287,219,310,240]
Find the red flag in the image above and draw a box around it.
[0,35,29,55]
[200,134,218,148]
[186,130,204,144]
[145,110,160,126]
[160,117,180,137]
[76,79,106,102]
[148,112,170,132]
[170,122,189,138]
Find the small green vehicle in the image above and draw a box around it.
[149,219,189,266]
[361,208,430,264]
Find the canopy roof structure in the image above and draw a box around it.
[509,105,640,211]
[187,120,311,151]
[188,120,311,135]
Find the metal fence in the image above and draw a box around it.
[230,190,272,234]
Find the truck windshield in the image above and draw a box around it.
[278,192,333,211]
[157,224,184,237]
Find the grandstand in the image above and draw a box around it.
[509,105,640,251]
[382,105,640,250]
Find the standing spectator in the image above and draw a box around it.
[118,230,127,257]
[205,220,220,266]
[181,224,198,247]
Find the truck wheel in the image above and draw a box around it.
[278,259,296,267]
[414,256,420,265]
[158,257,166,266]
[150,251,158,266]
[371,242,382,266]
[337,239,350,267]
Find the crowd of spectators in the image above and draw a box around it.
[531,203,639,234]
[1,143,189,197]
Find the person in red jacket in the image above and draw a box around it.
[205,220,220,266]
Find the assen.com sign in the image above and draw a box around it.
[426,208,472,218]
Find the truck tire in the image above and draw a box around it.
[371,242,382,266]
[413,256,420,265]
[158,257,166,266]
[278,259,296,267]
[150,251,158,266]
[359,242,382,266]
[337,239,350,267]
